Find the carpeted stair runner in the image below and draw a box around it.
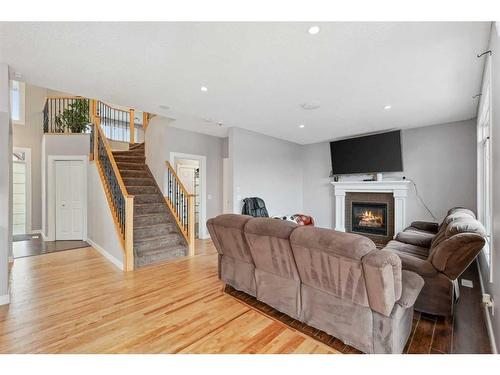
[113,142,188,267]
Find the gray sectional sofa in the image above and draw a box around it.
[382,207,487,316]
[207,214,424,354]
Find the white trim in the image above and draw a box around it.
[169,152,208,239]
[13,146,31,234]
[477,261,498,354]
[47,155,88,241]
[0,293,9,306]
[86,238,124,271]
[331,180,411,235]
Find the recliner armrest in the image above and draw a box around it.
[410,221,439,233]
[395,252,437,277]
[396,270,424,308]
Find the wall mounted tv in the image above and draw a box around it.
[330,130,403,175]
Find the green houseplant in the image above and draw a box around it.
[54,99,90,133]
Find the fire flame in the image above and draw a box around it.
[358,210,383,227]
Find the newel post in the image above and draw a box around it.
[188,194,195,256]
[129,109,135,145]
[124,196,134,271]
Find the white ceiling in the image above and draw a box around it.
[0,22,491,144]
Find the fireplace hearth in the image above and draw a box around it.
[351,202,388,236]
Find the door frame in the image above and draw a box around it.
[12,147,32,234]
[169,152,208,239]
[47,155,88,241]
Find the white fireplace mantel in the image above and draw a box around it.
[331,180,411,235]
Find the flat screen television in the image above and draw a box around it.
[330,130,403,175]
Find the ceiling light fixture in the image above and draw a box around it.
[200,86,208,92]
[159,105,170,110]
[299,124,305,128]
[308,26,320,35]
[384,105,392,110]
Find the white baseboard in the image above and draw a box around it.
[86,238,124,271]
[31,229,42,234]
[477,261,498,354]
[0,293,10,306]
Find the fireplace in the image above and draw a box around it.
[351,202,388,236]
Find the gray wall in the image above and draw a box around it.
[301,119,477,228]
[478,23,500,353]
[229,127,303,216]
[12,83,47,232]
[0,63,12,300]
[41,134,90,237]
[87,163,124,268]
[145,116,224,230]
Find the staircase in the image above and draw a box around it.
[113,142,188,267]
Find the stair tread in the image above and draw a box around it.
[134,222,176,230]
[134,233,182,244]
[135,244,187,256]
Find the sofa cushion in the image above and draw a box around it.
[447,207,476,218]
[446,218,487,238]
[290,227,375,307]
[396,230,434,248]
[207,214,254,263]
[244,217,299,279]
[384,240,429,260]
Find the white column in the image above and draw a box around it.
[393,189,408,236]
[0,63,12,305]
[334,189,346,232]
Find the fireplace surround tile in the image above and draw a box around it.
[331,180,410,241]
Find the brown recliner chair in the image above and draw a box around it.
[384,207,487,316]
[207,214,256,296]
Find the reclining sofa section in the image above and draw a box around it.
[207,214,424,354]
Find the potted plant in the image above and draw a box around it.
[54,99,90,133]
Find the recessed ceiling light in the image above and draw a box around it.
[159,105,169,110]
[200,86,208,92]
[301,101,321,110]
[299,124,305,128]
[384,105,392,110]
[308,26,320,35]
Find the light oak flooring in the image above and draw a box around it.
[0,240,336,354]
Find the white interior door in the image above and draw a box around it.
[55,160,84,240]
[177,165,195,194]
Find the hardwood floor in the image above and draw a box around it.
[0,239,490,354]
[0,240,335,354]
[13,234,89,259]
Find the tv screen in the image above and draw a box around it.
[330,130,403,175]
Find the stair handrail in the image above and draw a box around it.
[92,109,135,271]
[43,96,146,145]
[164,161,195,255]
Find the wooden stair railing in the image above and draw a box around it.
[164,161,195,255]
[42,95,156,270]
[96,101,136,144]
[91,106,135,271]
[43,96,147,148]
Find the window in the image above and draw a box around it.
[477,54,493,281]
[10,80,25,125]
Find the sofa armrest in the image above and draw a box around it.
[410,221,439,233]
[396,270,424,308]
[395,251,437,277]
[395,231,433,248]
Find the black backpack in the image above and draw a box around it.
[241,197,269,218]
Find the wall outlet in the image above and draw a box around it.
[483,294,494,315]
[461,279,473,288]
